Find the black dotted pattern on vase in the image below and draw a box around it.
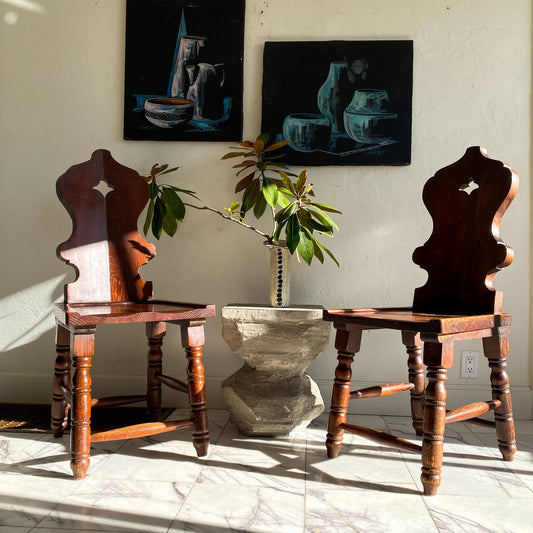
[277,249,284,306]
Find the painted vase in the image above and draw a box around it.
[186,62,225,120]
[317,61,354,135]
[170,35,207,98]
[266,241,291,307]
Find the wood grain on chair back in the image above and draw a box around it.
[412,146,518,315]
[56,149,155,304]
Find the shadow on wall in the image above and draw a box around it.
[0,275,67,354]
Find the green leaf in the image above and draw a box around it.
[296,169,307,192]
[257,133,270,146]
[162,212,178,237]
[267,162,290,169]
[273,218,285,243]
[261,178,278,209]
[277,192,290,208]
[311,236,325,264]
[232,160,257,169]
[275,201,297,224]
[310,208,339,232]
[234,172,255,193]
[278,186,296,198]
[240,179,260,216]
[285,215,301,253]
[162,188,186,222]
[236,165,257,176]
[221,151,252,159]
[167,186,199,200]
[253,192,267,219]
[315,237,340,267]
[228,201,240,212]
[297,229,314,265]
[300,214,334,235]
[152,197,165,239]
[280,172,297,195]
[143,199,154,236]
[149,182,158,200]
[262,153,286,161]
[309,202,342,214]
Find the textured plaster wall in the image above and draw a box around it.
[0,0,531,417]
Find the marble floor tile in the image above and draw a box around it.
[169,484,305,533]
[36,479,190,532]
[305,439,415,492]
[305,486,437,533]
[87,435,208,483]
[33,530,122,533]
[0,411,532,533]
[426,494,533,532]
[0,474,78,528]
[198,452,307,491]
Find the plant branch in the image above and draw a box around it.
[184,202,274,243]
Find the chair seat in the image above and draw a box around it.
[54,300,216,326]
[324,307,511,334]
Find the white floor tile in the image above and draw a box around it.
[36,479,189,532]
[305,486,437,533]
[169,484,305,533]
[0,411,532,533]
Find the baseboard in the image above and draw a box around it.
[0,372,225,410]
[0,373,531,420]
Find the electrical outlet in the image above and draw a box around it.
[461,350,478,378]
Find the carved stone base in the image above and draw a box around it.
[221,305,330,436]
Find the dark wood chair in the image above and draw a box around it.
[324,146,518,496]
[52,149,215,480]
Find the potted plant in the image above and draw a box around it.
[141,134,341,306]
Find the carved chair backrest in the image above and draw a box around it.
[412,146,518,315]
[56,149,156,304]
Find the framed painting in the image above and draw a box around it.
[262,40,413,166]
[124,0,245,141]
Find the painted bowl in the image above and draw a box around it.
[282,113,331,152]
[343,89,397,144]
[144,98,194,128]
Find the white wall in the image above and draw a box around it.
[0,0,531,418]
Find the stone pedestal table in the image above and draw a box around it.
[221,305,331,436]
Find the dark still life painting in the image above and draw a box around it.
[262,40,413,166]
[124,0,245,141]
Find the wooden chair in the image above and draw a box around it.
[52,149,215,480]
[324,146,518,496]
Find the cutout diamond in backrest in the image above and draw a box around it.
[459,180,479,196]
[93,179,114,197]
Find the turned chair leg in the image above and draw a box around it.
[420,341,452,496]
[326,326,362,459]
[402,331,425,436]
[181,320,209,457]
[52,323,71,437]
[70,326,96,480]
[146,322,166,420]
[483,328,517,461]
